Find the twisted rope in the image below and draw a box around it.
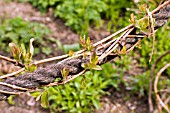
[0,1,170,100]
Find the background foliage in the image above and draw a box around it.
[0,17,51,55]
[0,0,170,112]
[19,0,133,35]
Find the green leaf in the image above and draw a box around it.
[91,65,102,70]
[26,64,37,72]
[20,43,26,57]
[120,46,127,55]
[136,17,149,30]
[91,54,98,65]
[92,98,100,109]
[86,37,93,51]
[68,50,74,57]
[22,52,32,65]
[41,90,49,108]
[30,91,41,98]
[79,36,86,48]
[61,67,70,80]
[54,77,62,82]
[7,95,15,105]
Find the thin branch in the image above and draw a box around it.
[46,70,86,86]
[34,54,68,65]
[126,35,145,38]
[0,89,23,95]
[0,55,24,67]
[33,25,134,65]
[151,0,170,15]
[147,8,156,62]
[164,96,170,105]
[93,24,134,47]
[0,82,30,91]
[154,63,170,113]
[148,50,170,112]
[159,89,170,93]
[0,68,25,79]
[98,28,130,61]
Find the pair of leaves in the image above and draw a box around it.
[9,38,34,64]
[61,67,70,80]
[31,90,49,108]
[82,53,102,71]
[9,38,37,72]
[80,36,93,52]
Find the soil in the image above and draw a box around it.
[0,1,149,113]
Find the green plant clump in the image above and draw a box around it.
[45,62,124,113]
[20,0,133,34]
[0,17,50,54]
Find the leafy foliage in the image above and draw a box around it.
[8,39,38,72]
[0,17,50,55]
[20,0,133,34]
[54,0,107,35]
[104,0,132,31]
[47,64,123,113]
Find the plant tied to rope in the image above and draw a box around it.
[0,0,170,109]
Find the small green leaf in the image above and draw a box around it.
[23,53,32,64]
[81,63,88,69]
[91,54,99,65]
[20,43,26,57]
[139,4,147,12]
[41,90,49,108]
[61,67,70,80]
[30,91,41,98]
[91,65,102,70]
[25,64,37,72]
[92,98,100,109]
[68,50,74,57]
[86,37,91,46]
[136,17,149,30]
[79,36,86,48]
[121,46,127,55]
[7,95,15,105]
[54,77,62,82]
[86,37,93,51]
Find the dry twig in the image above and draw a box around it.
[148,50,170,112]
[154,63,170,113]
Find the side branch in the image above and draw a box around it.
[0,55,24,67]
